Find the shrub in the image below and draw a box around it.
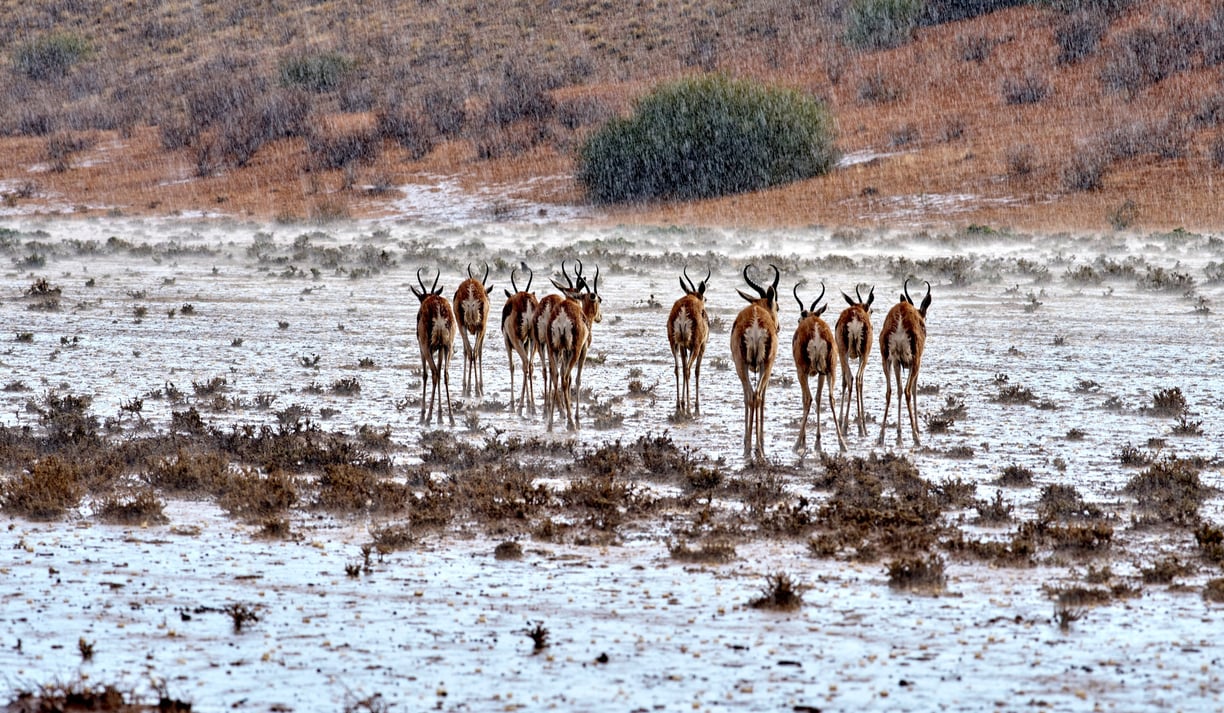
[483,64,557,128]
[1211,137,1224,170]
[856,72,903,104]
[844,0,923,50]
[1100,26,1192,98]
[278,52,354,93]
[1001,73,1051,105]
[422,88,467,137]
[12,33,91,81]
[306,126,380,170]
[1006,145,1037,177]
[374,104,435,160]
[1061,146,1108,191]
[919,0,1028,24]
[1,456,85,520]
[577,75,837,204]
[1055,11,1107,65]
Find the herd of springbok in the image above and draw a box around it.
[410,261,930,460]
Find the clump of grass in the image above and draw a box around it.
[331,377,361,395]
[998,463,1034,487]
[1036,484,1104,521]
[992,383,1036,404]
[0,456,85,520]
[1204,578,1224,603]
[1142,387,1188,416]
[315,463,409,514]
[669,539,736,563]
[95,488,168,525]
[1124,456,1206,526]
[1054,605,1085,631]
[1140,556,1192,584]
[369,523,416,551]
[923,394,966,433]
[494,541,524,560]
[1046,521,1114,552]
[886,554,946,592]
[975,490,1013,523]
[749,572,804,610]
[218,468,299,521]
[224,603,260,633]
[526,621,549,653]
[1194,523,1224,564]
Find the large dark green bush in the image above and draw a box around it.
[577,75,837,204]
[12,33,91,81]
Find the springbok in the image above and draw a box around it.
[547,264,603,432]
[730,263,780,461]
[501,262,539,416]
[667,266,710,417]
[793,281,846,454]
[534,260,577,423]
[878,279,932,447]
[454,262,492,398]
[412,267,456,426]
[835,284,875,438]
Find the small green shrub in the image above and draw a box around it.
[577,75,837,204]
[278,52,354,93]
[12,33,92,80]
[844,0,923,50]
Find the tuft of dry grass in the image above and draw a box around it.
[749,572,804,611]
[95,487,168,525]
[886,554,947,593]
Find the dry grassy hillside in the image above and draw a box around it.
[0,0,1222,231]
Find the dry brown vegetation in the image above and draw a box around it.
[1,1,1223,229]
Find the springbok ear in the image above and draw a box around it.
[697,282,706,297]
[815,304,827,317]
[920,292,932,316]
[843,291,855,307]
[866,288,875,309]
[766,286,777,305]
[736,288,756,304]
[504,288,513,299]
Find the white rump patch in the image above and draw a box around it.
[807,337,830,369]
[886,329,913,366]
[431,314,452,342]
[461,296,482,328]
[743,318,770,368]
[550,310,575,350]
[672,309,694,344]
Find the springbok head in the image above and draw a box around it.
[411,267,444,302]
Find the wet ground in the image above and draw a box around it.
[2,216,1223,711]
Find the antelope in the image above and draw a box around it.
[835,284,875,438]
[501,262,539,416]
[454,262,492,398]
[878,279,932,447]
[792,281,846,454]
[667,266,710,417]
[534,261,577,423]
[730,263,780,461]
[546,263,603,432]
[412,267,457,426]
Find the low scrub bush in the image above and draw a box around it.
[1,456,85,520]
[1055,11,1107,65]
[844,0,922,50]
[1100,26,1193,98]
[1001,73,1051,105]
[278,52,354,93]
[12,32,91,81]
[578,75,837,204]
[307,126,380,170]
[374,103,435,160]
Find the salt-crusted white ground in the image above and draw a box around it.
[1,214,1223,711]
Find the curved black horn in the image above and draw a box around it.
[701,267,711,291]
[769,264,781,294]
[523,262,534,293]
[415,267,428,294]
[466,263,474,280]
[430,268,441,295]
[903,277,913,304]
[855,284,864,304]
[793,283,805,313]
[743,264,766,298]
[510,265,520,293]
[813,280,826,311]
[482,261,491,288]
[592,265,600,295]
[682,266,697,294]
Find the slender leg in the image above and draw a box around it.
[693,341,705,415]
[795,372,812,453]
[894,362,904,445]
[673,347,683,414]
[827,373,847,452]
[877,359,892,446]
